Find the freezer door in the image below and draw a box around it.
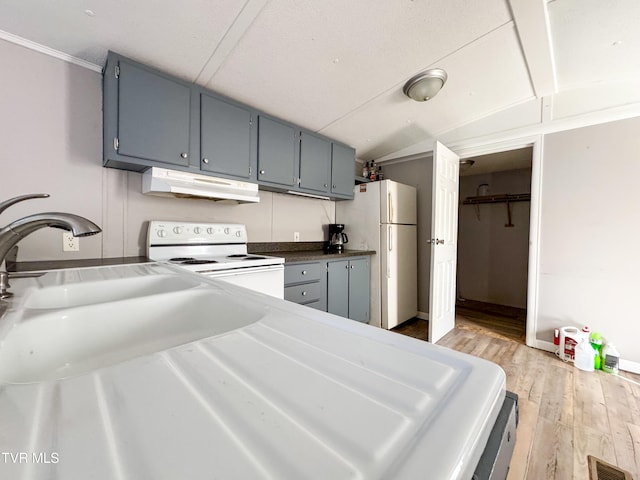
[380,224,418,329]
[380,180,417,225]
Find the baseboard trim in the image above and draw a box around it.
[534,340,640,374]
[416,311,429,321]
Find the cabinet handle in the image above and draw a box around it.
[260,170,265,175]
[302,291,307,296]
[324,183,328,188]
[350,265,354,269]
[333,184,336,188]
[202,158,209,164]
[180,152,188,159]
[302,270,307,275]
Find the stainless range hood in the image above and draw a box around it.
[142,167,260,204]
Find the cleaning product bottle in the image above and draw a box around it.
[602,343,620,374]
[590,332,603,370]
[574,332,596,372]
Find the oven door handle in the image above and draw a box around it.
[201,264,284,277]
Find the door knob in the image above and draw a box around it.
[435,238,444,245]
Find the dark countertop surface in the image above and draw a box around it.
[248,242,375,263]
[268,249,376,263]
[8,256,151,273]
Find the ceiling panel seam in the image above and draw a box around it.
[317,20,517,136]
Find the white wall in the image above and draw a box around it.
[537,117,640,364]
[1,39,334,262]
[458,169,531,308]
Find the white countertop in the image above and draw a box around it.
[0,263,505,479]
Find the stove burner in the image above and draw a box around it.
[227,254,248,258]
[242,255,266,260]
[181,259,218,265]
[169,257,195,262]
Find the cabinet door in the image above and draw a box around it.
[348,258,370,323]
[299,132,331,193]
[200,93,254,179]
[327,260,349,318]
[331,143,356,198]
[117,60,191,167]
[257,115,297,187]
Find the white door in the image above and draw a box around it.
[429,142,460,343]
[381,224,418,329]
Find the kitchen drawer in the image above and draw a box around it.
[285,282,321,304]
[284,262,323,285]
[302,299,324,311]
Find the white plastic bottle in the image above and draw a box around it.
[574,337,596,371]
[602,343,620,374]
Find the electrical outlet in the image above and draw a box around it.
[293,231,300,242]
[63,231,79,252]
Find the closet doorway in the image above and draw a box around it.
[456,147,532,343]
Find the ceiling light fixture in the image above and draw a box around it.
[403,68,448,102]
[459,159,475,171]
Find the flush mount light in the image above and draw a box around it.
[403,68,448,102]
[459,159,475,171]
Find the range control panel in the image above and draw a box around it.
[147,221,248,246]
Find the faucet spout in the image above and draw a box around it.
[0,212,102,272]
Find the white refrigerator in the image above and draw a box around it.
[336,180,417,329]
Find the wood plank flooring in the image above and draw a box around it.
[391,303,640,480]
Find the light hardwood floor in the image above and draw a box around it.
[392,308,640,480]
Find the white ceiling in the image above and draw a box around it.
[1,0,639,163]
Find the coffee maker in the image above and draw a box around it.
[327,224,348,253]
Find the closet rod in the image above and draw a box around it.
[462,193,530,205]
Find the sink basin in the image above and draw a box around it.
[24,274,202,309]
[0,288,266,383]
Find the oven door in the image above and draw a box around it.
[202,265,284,299]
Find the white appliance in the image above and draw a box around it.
[147,221,284,298]
[336,180,417,329]
[142,167,260,203]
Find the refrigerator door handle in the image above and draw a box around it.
[388,192,394,223]
[388,225,392,252]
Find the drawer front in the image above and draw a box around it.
[285,282,321,304]
[284,262,323,285]
[302,299,324,311]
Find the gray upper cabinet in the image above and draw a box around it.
[103,51,355,198]
[200,93,255,179]
[104,55,192,171]
[299,132,331,194]
[257,115,298,187]
[331,143,356,198]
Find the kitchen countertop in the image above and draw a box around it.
[249,241,375,263]
[0,263,505,479]
[7,256,150,273]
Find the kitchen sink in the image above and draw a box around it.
[23,274,202,309]
[0,287,266,383]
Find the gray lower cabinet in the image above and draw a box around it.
[199,92,255,179]
[257,115,298,188]
[284,262,326,311]
[285,257,369,322]
[104,56,192,171]
[327,257,370,323]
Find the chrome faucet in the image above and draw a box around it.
[0,194,102,299]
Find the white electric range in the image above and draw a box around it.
[147,221,284,298]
